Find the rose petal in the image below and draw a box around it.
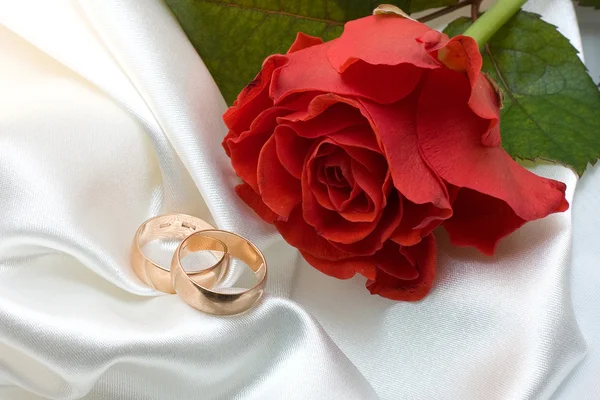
[226,107,287,191]
[289,93,449,222]
[257,136,301,218]
[331,59,423,105]
[349,158,384,213]
[327,15,440,72]
[279,96,366,138]
[314,160,373,221]
[416,29,448,52]
[271,38,423,105]
[235,183,277,224]
[372,241,419,280]
[345,145,388,177]
[366,234,436,301]
[300,238,422,283]
[434,35,501,146]
[339,161,388,224]
[328,184,361,211]
[322,164,351,189]
[324,167,376,223]
[287,32,324,54]
[223,32,322,141]
[303,183,380,244]
[303,139,390,242]
[275,206,353,261]
[305,145,337,211]
[276,91,320,111]
[471,73,502,147]
[330,191,403,256]
[300,251,362,279]
[436,35,480,78]
[417,68,568,228]
[329,125,381,153]
[330,130,390,220]
[223,55,286,140]
[318,161,358,211]
[339,192,374,218]
[322,149,354,184]
[391,200,447,246]
[442,187,530,255]
[274,125,312,179]
[359,96,452,212]
[223,31,324,145]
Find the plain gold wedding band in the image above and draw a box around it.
[171,230,267,315]
[131,214,228,293]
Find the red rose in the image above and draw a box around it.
[222,15,568,301]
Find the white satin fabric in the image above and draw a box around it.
[0,1,597,399]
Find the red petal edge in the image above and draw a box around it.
[235,183,278,224]
[367,234,437,301]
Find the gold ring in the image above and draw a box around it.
[171,230,267,315]
[131,214,228,293]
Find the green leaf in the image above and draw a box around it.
[165,0,457,104]
[575,0,600,9]
[444,11,600,175]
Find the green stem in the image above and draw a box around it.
[463,0,528,47]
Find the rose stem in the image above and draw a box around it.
[471,0,483,21]
[417,0,474,23]
[463,0,528,47]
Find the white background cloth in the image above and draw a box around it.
[0,1,598,399]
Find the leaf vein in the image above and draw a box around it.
[486,45,572,160]
[202,0,344,25]
[209,13,270,62]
